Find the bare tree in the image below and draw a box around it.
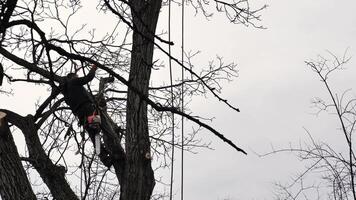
[0,0,265,199]
[262,51,356,200]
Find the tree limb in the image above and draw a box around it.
[0,111,37,200]
[0,109,78,200]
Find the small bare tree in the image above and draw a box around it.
[263,51,356,200]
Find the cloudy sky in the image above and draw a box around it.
[167,0,356,199]
[2,0,356,199]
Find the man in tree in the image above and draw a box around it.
[61,64,101,133]
[0,0,260,198]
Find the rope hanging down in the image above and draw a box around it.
[168,1,185,199]
[180,0,185,199]
[168,0,175,199]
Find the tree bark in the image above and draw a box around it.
[21,115,78,200]
[0,110,78,200]
[121,1,162,200]
[0,112,36,200]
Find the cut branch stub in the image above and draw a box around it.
[0,112,7,127]
[0,111,37,200]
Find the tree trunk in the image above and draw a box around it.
[21,115,78,200]
[0,110,78,200]
[121,1,162,200]
[0,112,36,200]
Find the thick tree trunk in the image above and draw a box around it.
[121,1,162,200]
[0,112,36,200]
[21,115,78,200]
[0,110,78,200]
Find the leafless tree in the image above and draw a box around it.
[0,0,265,199]
[262,50,356,200]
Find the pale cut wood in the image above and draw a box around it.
[0,112,7,126]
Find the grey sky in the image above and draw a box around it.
[2,0,356,199]
[170,0,356,199]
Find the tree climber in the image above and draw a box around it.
[61,64,101,139]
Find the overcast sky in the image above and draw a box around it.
[2,0,356,199]
[168,0,356,199]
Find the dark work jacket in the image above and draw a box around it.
[62,68,96,117]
